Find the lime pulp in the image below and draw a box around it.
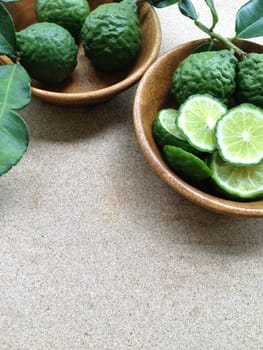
[177,94,227,152]
[216,103,263,166]
[210,152,263,200]
[152,108,201,155]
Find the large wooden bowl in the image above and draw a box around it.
[133,38,263,217]
[5,0,161,105]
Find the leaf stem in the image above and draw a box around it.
[194,19,247,59]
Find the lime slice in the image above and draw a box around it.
[177,94,227,152]
[153,108,182,143]
[216,103,263,166]
[152,108,200,154]
[210,152,263,200]
[163,145,211,182]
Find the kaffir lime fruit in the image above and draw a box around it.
[36,0,90,38]
[120,0,138,13]
[171,50,238,105]
[17,22,78,85]
[236,53,263,108]
[81,0,141,71]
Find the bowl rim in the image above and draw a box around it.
[30,3,162,105]
[133,38,263,217]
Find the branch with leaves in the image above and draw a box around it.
[0,0,30,176]
[147,0,263,58]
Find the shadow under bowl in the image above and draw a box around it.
[133,38,263,217]
[5,0,161,105]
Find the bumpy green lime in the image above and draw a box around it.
[171,50,238,105]
[17,22,78,85]
[119,0,138,14]
[36,0,90,38]
[236,53,263,108]
[81,0,141,71]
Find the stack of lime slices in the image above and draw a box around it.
[152,94,263,200]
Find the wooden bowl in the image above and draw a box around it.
[133,38,263,217]
[5,0,161,105]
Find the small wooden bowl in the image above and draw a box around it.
[5,0,161,105]
[133,38,263,216]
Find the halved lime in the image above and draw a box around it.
[163,145,211,182]
[210,152,263,200]
[152,108,201,154]
[177,94,227,152]
[216,103,263,166]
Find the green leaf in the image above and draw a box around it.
[178,0,197,20]
[0,64,31,110]
[0,1,20,2]
[0,108,29,175]
[0,64,31,173]
[204,0,218,29]
[146,0,179,8]
[0,64,30,175]
[235,0,263,38]
[0,3,16,59]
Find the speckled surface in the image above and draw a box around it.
[1,2,263,349]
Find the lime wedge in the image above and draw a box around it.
[177,94,227,152]
[216,104,263,166]
[210,152,263,200]
[163,145,211,182]
[152,108,201,155]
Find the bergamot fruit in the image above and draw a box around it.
[236,53,263,108]
[81,0,141,71]
[171,50,238,105]
[36,0,90,38]
[17,22,78,85]
[119,0,138,14]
